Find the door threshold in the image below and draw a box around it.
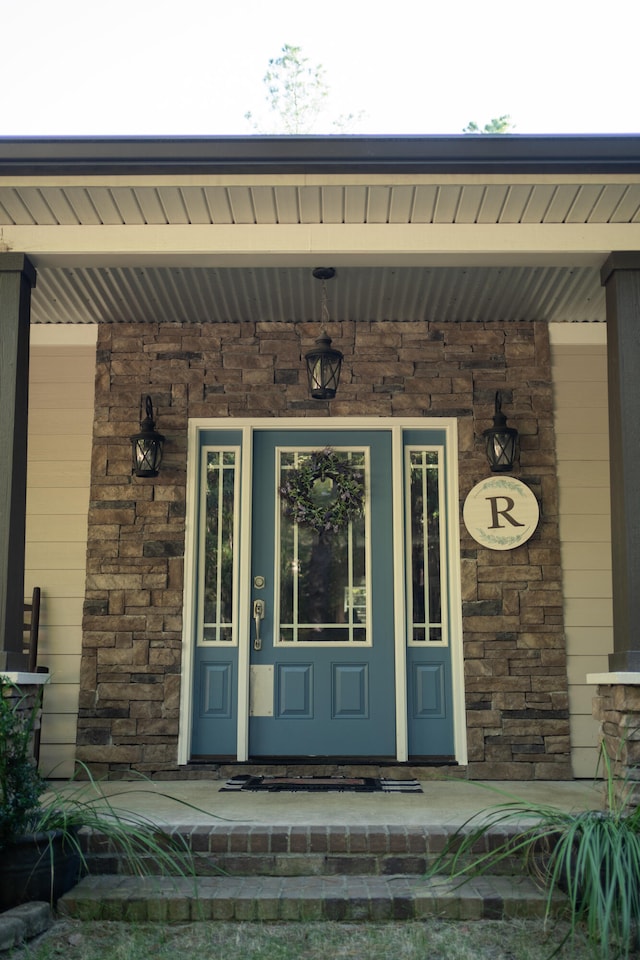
[184,758,465,781]
[248,756,398,764]
[248,756,458,766]
[191,756,457,766]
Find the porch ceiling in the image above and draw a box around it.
[28,264,604,324]
[3,175,618,325]
[3,135,640,325]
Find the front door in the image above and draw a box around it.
[248,429,395,758]
[188,421,458,763]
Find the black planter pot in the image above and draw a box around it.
[0,829,82,911]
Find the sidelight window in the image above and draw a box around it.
[199,448,239,644]
[406,449,446,646]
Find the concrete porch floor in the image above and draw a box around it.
[52,778,603,828]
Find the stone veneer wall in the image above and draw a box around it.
[78,319,571,779]
[592,682,640,809]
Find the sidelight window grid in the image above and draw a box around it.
[198,447,240,645]
[406,447,447,647]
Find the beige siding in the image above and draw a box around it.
[26,326,97,778]
[550,323,612,779]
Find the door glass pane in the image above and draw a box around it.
[408,449,445,645]
[277,449,369,644]
[200,449,237,643]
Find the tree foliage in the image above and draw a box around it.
[245,43,365,135]
[463,114,514,134]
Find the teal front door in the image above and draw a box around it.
[189,422,457,763]
[248,430,396,758]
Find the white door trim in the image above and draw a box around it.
[391,426,409,761]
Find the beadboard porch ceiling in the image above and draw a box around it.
[28,263,604,325]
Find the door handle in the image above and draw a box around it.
[253,599,265,650]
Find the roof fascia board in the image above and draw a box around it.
[1,135,640,176]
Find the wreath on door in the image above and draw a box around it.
[279,448,365,535]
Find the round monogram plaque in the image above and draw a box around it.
[463,476,539,551]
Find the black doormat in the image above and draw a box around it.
[220,775,423,793]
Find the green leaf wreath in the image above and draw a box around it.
[279,448,365,535]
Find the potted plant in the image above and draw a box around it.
[0,678,81,909]
[430,748,640,960]
[0,678,199,911]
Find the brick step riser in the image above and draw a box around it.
[86,852,519,878]
[81,826,525,878]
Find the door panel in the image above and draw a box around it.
[249,429,396,758]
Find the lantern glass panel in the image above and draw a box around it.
[132,437,163,477]
[486,431,517,471]
[307,354,341,399]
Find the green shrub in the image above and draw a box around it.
[0,680,45,846]
[430,749,640,960]
[0,678,216,890]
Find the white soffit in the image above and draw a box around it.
[2,181,640,227]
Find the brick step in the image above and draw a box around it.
[82,823,524,878]
[59,874,564,923]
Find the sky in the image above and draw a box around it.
[2,0,639,137]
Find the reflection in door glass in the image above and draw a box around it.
[201,450,237,643]
[278,450,368,644]
[408,450,444,644]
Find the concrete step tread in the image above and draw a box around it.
[59,874,566,922]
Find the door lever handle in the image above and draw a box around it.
[253,599,265,650]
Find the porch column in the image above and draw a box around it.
[601,252,640,671]
[0,253,36,671]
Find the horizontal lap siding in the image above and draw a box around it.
[550,325,612,778]
[26,331,97,777]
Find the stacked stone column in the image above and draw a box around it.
[592,679,640,809]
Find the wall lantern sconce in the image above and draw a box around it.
[483,391,518,472]
[305,267,343,400]
[130,395,165,477]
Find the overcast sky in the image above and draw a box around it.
[3,0,638,137]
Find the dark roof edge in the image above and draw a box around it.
[1,134,640,176]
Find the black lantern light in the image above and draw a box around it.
[131,396,165,478]
[483,391,518,472]
[305,267,343,400]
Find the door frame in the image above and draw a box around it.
[178,417,467,765]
